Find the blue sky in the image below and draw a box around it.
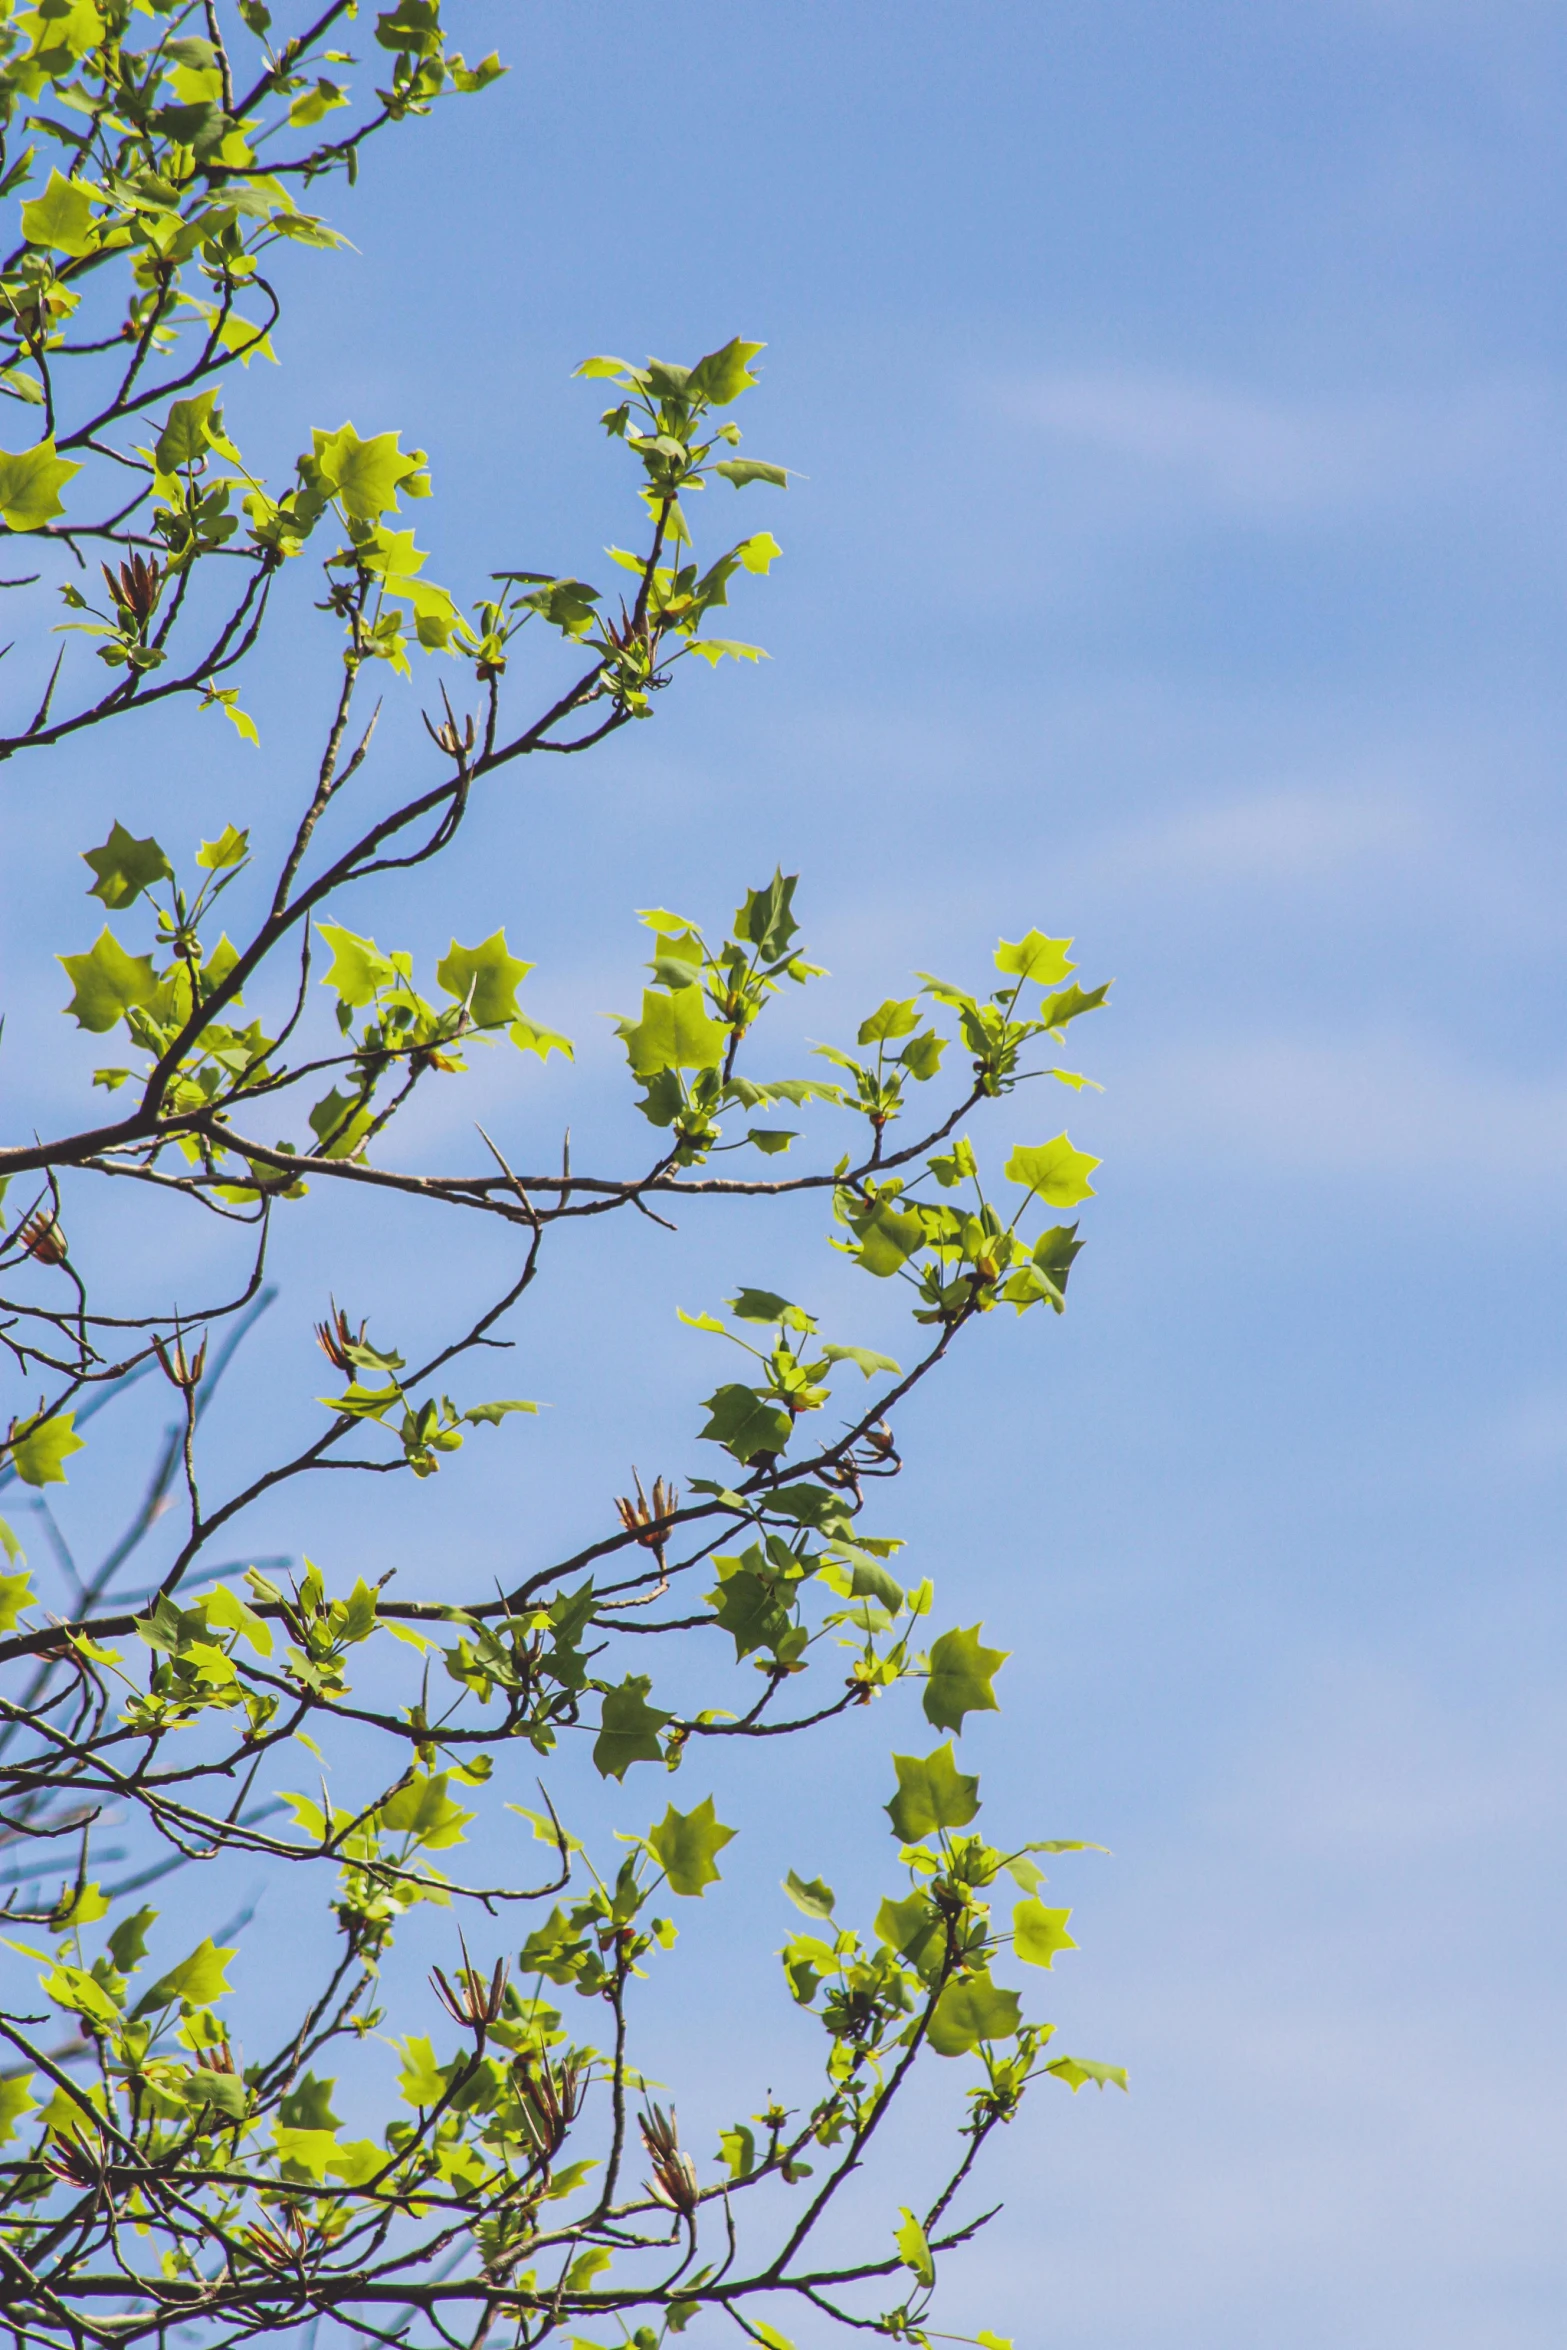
[4,4,1567,2344]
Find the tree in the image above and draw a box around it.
[0,9,1124,2347]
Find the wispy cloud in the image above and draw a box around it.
[1125,1027,1567,1182]
[989,369,1552,520]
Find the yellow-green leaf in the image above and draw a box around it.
[923,1624,1008,1735]
[1003,1134,1100,1209]
[1013,1899,1077,1970]
[995,929,1075,987]
[0,435,80,530]
[7,1415,83,1489]
[58,929,157,1032]
[143,1938,235,2011]
[435,930,533,1026]
[648,1794,736,1897]
[21,169,97,257]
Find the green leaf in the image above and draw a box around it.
[42,1961,120,2028]
[713,458,789,489]
[1003,1135,1100,1209]
[857,997,919,1046]
[1045,2054,1129,2093]
[0,436,80,531]
[821,1342,901,1380]
[928,1136,978,1189]
[1039,979,1112,1032]
[851,1200,926,1278]
[204,1583,273,1657]
[593,1677,672,1780]
[0,2073,36,2145]
[563,2245,612,2292]
[747,1127,797,1154]
[316,924,397,1009]
[83,822,172,910]
[874,1889,943,1974]
[461,1400,539,1428]
[648,1794,736,1896]
[885,1745,980,1843]
[378,1773,474,1849]
[687,336,765,405]
[20,168,96,256]
[106,1909,156,1975]
[196,824,250,872]
[728,1287,816,1333]
[183,2069,248,2121]
[311,423,421,521]
[709,1565,791,1660]
[308,1089,374,1161]
[58,929,158,1033]
[895,2206,935,2289]
[435,931,532,1025]
[698,1384,792,1464]
[376,0,442,53]
[142,1938,235,2012]
[396,2035,445,2106]
[733,868,800,960]
[718,2121,756,2178]
[0,1517,21,1567]
[618,986,727,1075]
[155,391,224,475]
[926,1971,1023,2057]
[995,929,1075,987]
[1013,1899,1077,1970]
[510,1014,574,1061]
[7,1415,83,1489]
[0,1570,34,1632]
[923,1625,1008,1735]
[782,1869,835,1920]
[280,2072,342,2131]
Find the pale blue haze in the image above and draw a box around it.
[2,5,1565,2344]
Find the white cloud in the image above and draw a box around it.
[1126,1026,1567,1182]
[1091,780,1423,889]
[989,369,1550,520]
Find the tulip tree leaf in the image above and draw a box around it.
[593,1676,672,1781]
[1003,1135,1100,1209]
[698,1384,793,1464]
[435,931,533,1026]
[923,1624,1009,1734]
[0,435,80,531]
[895,2206,935,2288]
[1040,979,1112,1033]
[619,986,727,1075]
[994,929,1075,987]
[926,1971,1023,2057]
[20,169,96,256]
[648,1794,736,1896]
[1045,2054,1129,2093]
[0,2074,36,2144]
[58,929,159,1033]
[0,1569,35,1632]
[7,1415,83,1488]
[782,1870,835,1920]
[83,823,173,909]
[885,1744,980,1843]
[1012,1899,1078,1971]
[142,1938,235,2013]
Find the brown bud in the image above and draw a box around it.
[615,1469,679,1556]
[17,1213,67,1266]
[154,1328,207,1392]
[639,2100,699,2216]
[315,1300,365,1374]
